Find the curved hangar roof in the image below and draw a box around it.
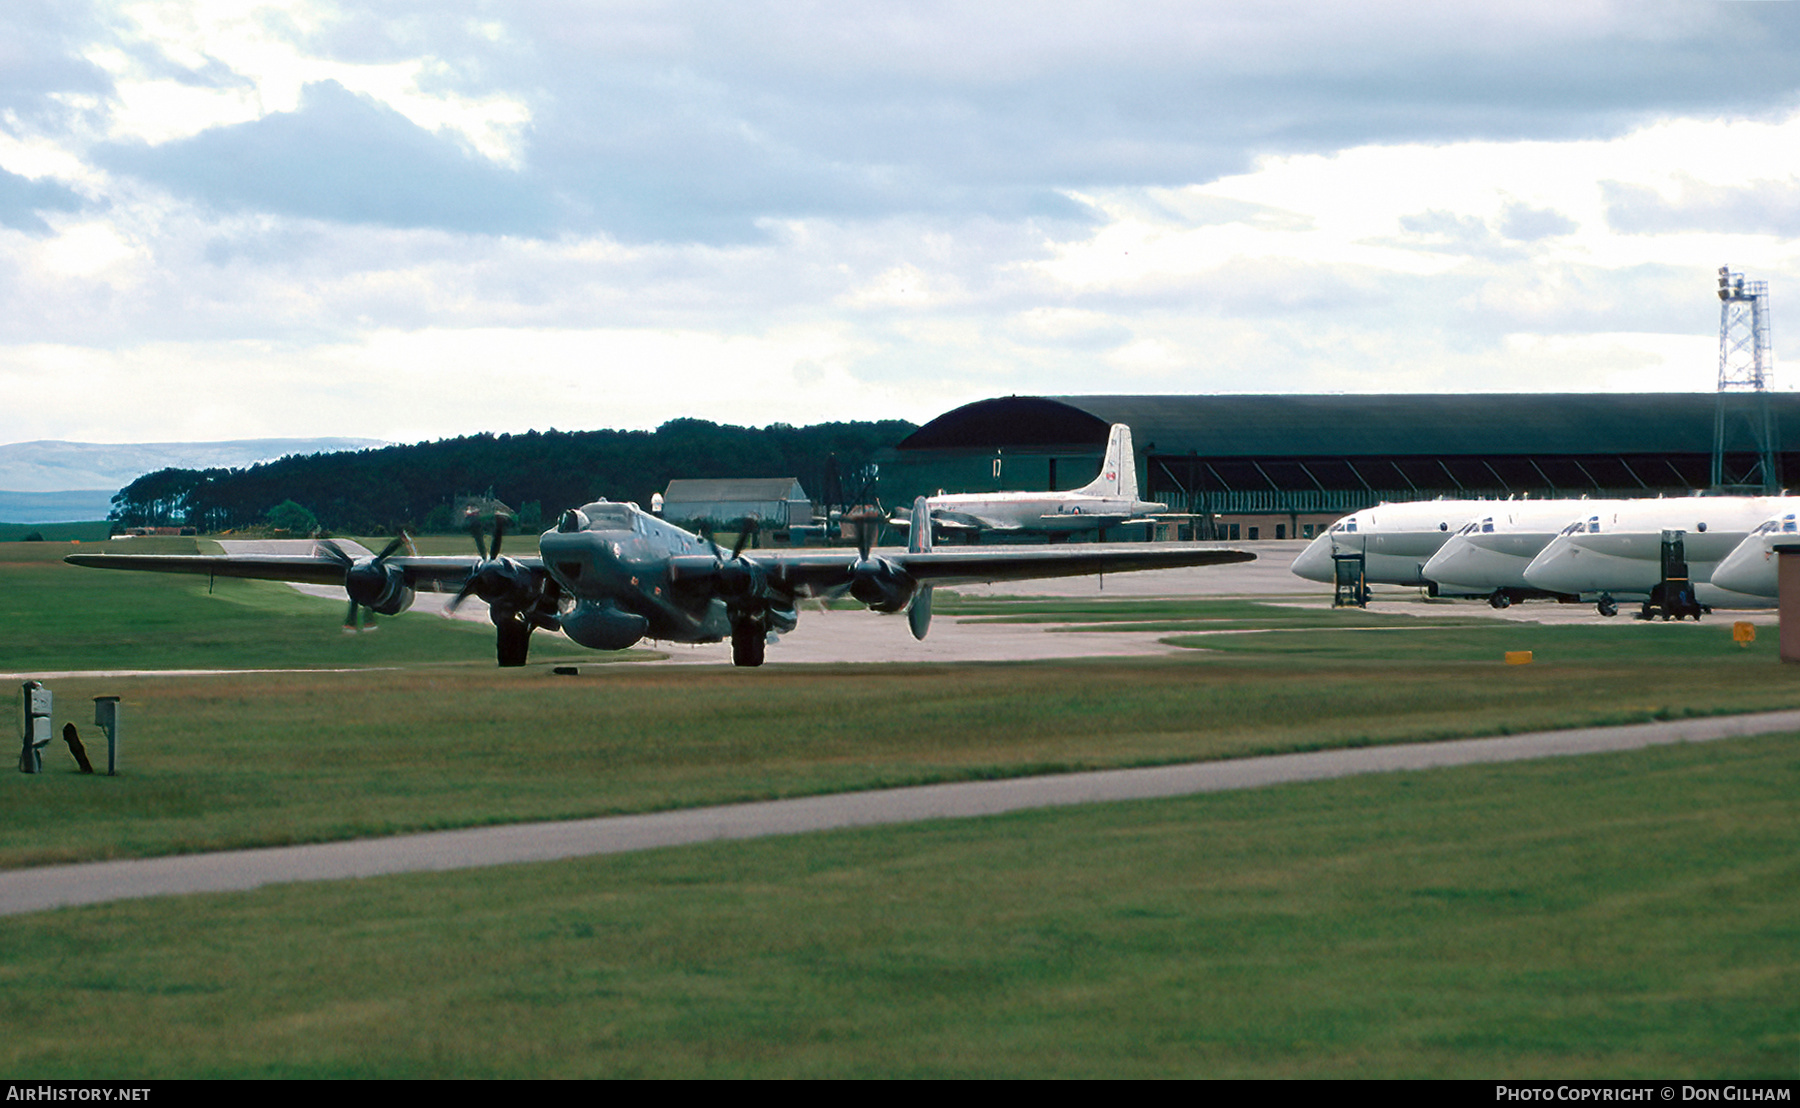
[898,394,1800,456]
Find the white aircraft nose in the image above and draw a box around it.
[1522,539,1584,595]
[1290,533,1337,583]
[1711,536,1779,599]
[1421,538,1476,588]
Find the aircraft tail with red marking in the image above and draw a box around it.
[1072,423,1139,500]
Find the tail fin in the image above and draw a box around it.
[1073,424,1139,499]
[908,496,933,553]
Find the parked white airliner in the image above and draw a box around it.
[1420,499,1628,607]
[1700,504,1800,600]
[892,423,1165,541]
[1521,496,1786,615]
[1289,499,1491,588]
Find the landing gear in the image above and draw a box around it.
[731,618,767,667]
[1596,595,1618,618]
[1488,590,1512,610]
[496,614,532,667]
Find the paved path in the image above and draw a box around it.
[5,709,1796,918]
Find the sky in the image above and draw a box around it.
[2,0,1799,446]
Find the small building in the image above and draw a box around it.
[661,478,813,531]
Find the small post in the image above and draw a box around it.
[19,681,51,774]
[94,696,121,776]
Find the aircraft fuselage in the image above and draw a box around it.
[539,503,737,648]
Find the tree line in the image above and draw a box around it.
[109,418,916,534]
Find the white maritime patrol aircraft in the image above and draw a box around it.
[1521,496,1786,616]
[1683,502,1800,600]
[1420,499,1629,608]
[1288,499,1492,590]
[891,423,1165,541]
[66,496,1253,667]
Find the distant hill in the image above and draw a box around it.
[0,438,387,523]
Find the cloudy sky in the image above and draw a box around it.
[3,0,1799,446]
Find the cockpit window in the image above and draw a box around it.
[579,502,637,531]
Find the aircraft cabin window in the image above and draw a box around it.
[1587,517,1601,533]
[1786,515,1798,533]
[1480,518,1494,533]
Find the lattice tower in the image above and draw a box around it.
[1711,265,1780,491]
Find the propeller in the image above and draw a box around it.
[715,516,766,600]
[840,504,931,637]
[844,507,919,617]
[447,511,562,667]
[319,534,415,632]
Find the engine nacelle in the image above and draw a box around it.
[849,558,917,613]
[560,600,650,651]
[345,561,415,615]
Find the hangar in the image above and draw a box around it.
[881,394,1800,541]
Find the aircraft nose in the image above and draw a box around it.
[1711,536,1778,598]
[1289,534,1336,583]
[1421,538,1471,587]
[1522,539,1582,594]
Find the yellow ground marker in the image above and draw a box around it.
[1733,622,1756,647]
[1504,650,1533,665]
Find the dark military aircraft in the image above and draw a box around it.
[66,497,1252,667]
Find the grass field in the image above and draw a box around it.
[3,734,1794,1077]
[4,537,1799,1076]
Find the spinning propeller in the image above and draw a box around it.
[448,512,563,666]
[843,507,931,638]
[709,516,767,600]
[319,534,414,632]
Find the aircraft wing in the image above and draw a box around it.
[747,543,1254,594]
[63,550,502,592]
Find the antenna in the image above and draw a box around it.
[1711,265,1779,492]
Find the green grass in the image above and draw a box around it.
[8,649,1800,868]
[7,540,1800,1076]
[3,735,1794,1077]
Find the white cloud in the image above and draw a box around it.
[4,1,1800,449]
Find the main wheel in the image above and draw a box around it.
[1489,591,1511,609]
[496,616,532,667]
[1597,597,1618,618]
[731,621,766,667]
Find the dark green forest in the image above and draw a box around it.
[110,419,915,534]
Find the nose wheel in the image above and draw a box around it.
[1596,595,1618,618]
